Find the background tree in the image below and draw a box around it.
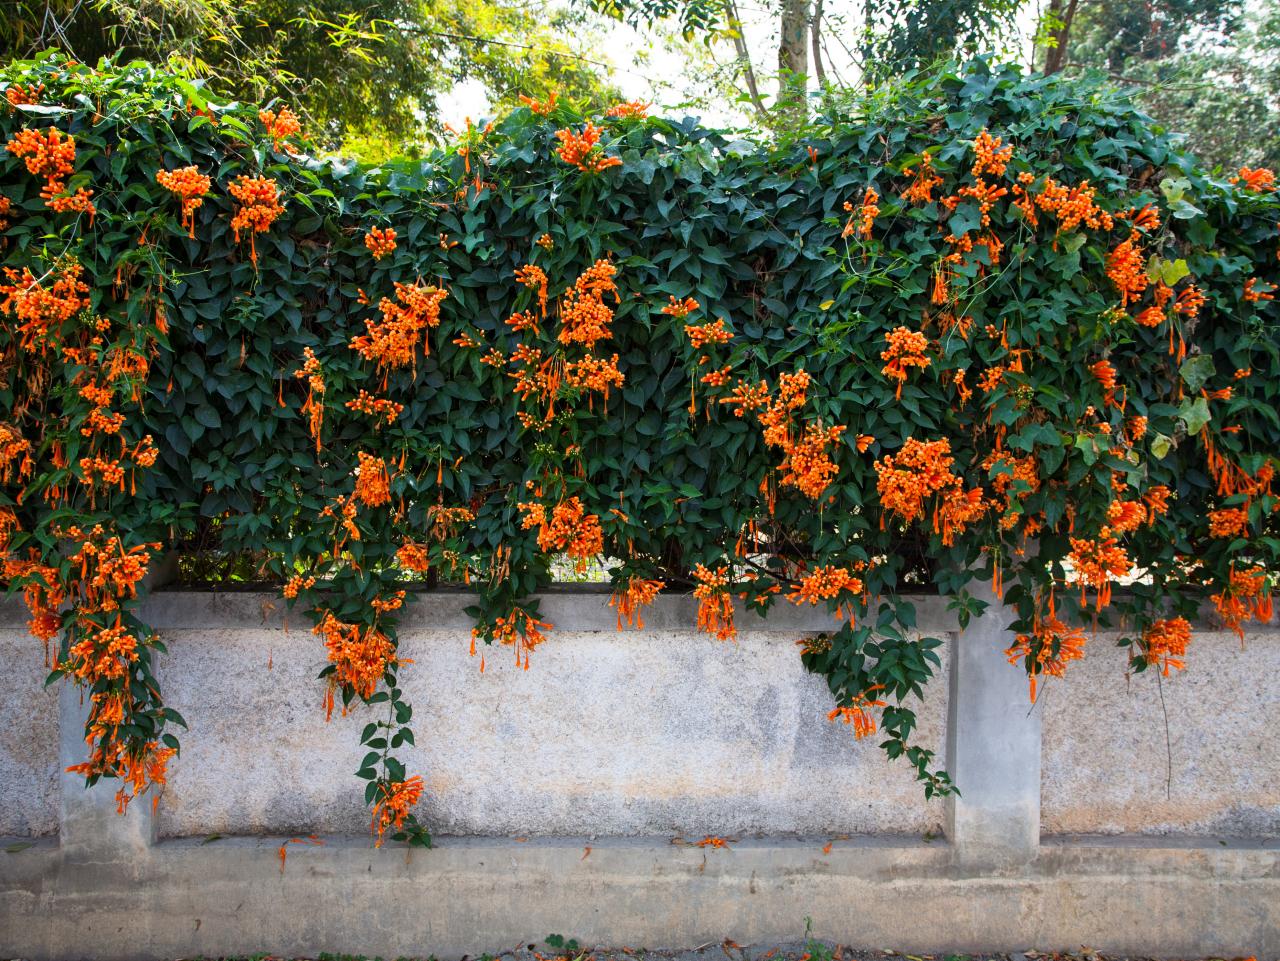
[0,0,622,157]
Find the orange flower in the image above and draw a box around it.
[283,574,316,600]
[685,318,732,348]
[351,281,449,368]
[1106,234,1148,305]
[156,166,211,238]
[777,422,845,499]
[1142,617,1191,675]
[1211,565,1270,638]
[692,563,735,641]
[842,187,879,239]
[1105,499,1146,534]
[827,685,886,739]
[293,347,325,452]
[1068,536,1130,609]
[519,496,604,571]
[259,105,302,150]
[611,576,664,629]
[515,263,549,317]
[345,389,402,426]
[880,326,930,399]
[971,128,1013,177]
[519,92,558,115]
[662,295,700,318]
[353,452,391,508]
[364,226,397,260]
[397,540,430,573]
[1243,277,1274,302]
[788,565,863,607]
[605,100,650,119]
[0,259,91,354]
[228,175,284,266]
[901,154,943,204]
[1208,507,1248,538]
[5,83,44,107]
[554,123,622,173]
[1005,611,1086,702]
[314,610,398,709]
[1090,359,1119,406]
[1230,167,1276,193]
[558,259,618,349]
[371,776,424,846]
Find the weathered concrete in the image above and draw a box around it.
[1,588,1278,960]
[155,623,948,839]
[0,629,58,837]
[1042,629,1280,837]
[945,579,1040,867]
[0,834,1275,959]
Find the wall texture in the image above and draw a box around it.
[1042,629,1280,837]
[1,589,1278,961]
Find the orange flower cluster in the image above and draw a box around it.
[778,422,846,499]
[1104,499,1145,534]
[155,165,210,238]
[1034,176,1113,233]
[5,83,43,106]
[519,92,558,114]
[1230,167,1276,193]
[984,450,1039,528]
[692,563,735,641]
[519,496,604,571]
[876,437,986,545]
[371,775,424,846]
[0,259,91,354]
[228,175,285,265]
[554,123,622,173]
[351,281,449,368]
[345,389,402,426]
[1106,234,1148,305]
[611,576,664,629]
[565,353,625,402]
[788,565,863,607]
[663,295,700,318]
[957,178,1008,228]
[364,227,397,260]
[971,129,1013,177]
[282,574,316,599]
[901,154,942,204]
[842,187,879,239]
[293,347,325,452]
[1211,565,1271,639]
[397,540,431,573]
[515,263,549,317]
[1208,507,1248,538]
[1243,277,1274,302]
[353,452,391,507]
[1142,617,1192,675]
[259,105,302,150]
[486,606,552,669]
[880,326,930,399]
[606,100,650,118]
[1090,359,1119,406]
[558,259,618,349]
[314,611,398,714]
[5,125,94,218]
[685,318,732,348]
[827,685,886,739]
[1068,536,1131,609]
[1005,609,1087,702]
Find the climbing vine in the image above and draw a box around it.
[1,53,1278,842]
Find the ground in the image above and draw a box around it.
[16,940,1250,961]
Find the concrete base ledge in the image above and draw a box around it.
[1,835,1275,960]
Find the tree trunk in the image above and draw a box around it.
[777,0,810,122]
[1042,0,1079,75]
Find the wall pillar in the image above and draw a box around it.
[58,683,155,859]
[944,577,1040,868]
[56,555,176,860]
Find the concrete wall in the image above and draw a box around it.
[1042,628,1280,837]
[0,588,1277,960]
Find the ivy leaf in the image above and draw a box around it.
[1179,354,1216,392]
